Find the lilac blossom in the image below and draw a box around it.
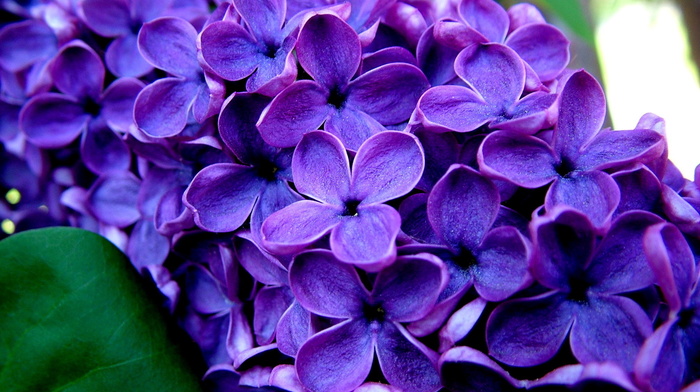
[261,130,424,270]
[289,250,444,392]
[257,13,429,150]
[479,70,665,227]
[487,207,662,371]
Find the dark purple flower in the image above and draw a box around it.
[261,130,424,270]
[290,250,444,392]
[415,43,556,134]
[486,207,662,371]
[0,19,57,75]
[257,13,429,150]
[479,70,665,227]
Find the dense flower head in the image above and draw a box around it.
[3,0,700,391]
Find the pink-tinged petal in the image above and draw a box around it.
[262,200,342,255]
[505,23,570,82]
[104,34,153,78]
[183,163,263,232]
[478,130,558,188]
[428,164,499,251]
[644,222,696,311]
[331,203,401,270]
[86,172,141,228]
[346,63,429,124]
[80,0,131,37]
[454,43,524,107]
[50,40,104,100]
[324,106,385,151]
[546,171,620,228]
[376,321,441,392]
[292,130,351,204]
[200,20,260,81]
[277,301,312,357]
[458,0,509,43]
[361,46,417,72]
[127,219,170,270]
[474,226,530,301]
[0,20,57,72]
[257,80,331,148]
[352,131,424,204]
[134,78,198,137]
[587,211,664,294]
[577,128,665,171]
[634,321,683,392]
[138,17,199,78]
[554,70,606,160]
[80,126,131,175]
[234,0,285,43]
[440,346,522,392]
[297,13,361,88]
[296,319,374,392]
[289,249,368,318]
[438,298,488,353]
[530,207,595,290]
[254,286,294,345]
[569,295,652,371]
[101,77,144,131]
[20,93,89,148]
[372,254,444,322]
[487,292,575,367]
[433,19,488,50]
[415,85,491,133]
[493,91,557,134]
[270,364,304,392]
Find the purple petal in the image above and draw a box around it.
[634,321,684,392]
[493,91,557,134]
[487,292,575,367]
[183,163,264,232]
[531,362,641,391]
[576,128,665,171]
[184,263,229,315]
[86,172,141,228]
[375,321,441,392]
[227,306,255,362]
[415,85,491,133]
[346,63,429,124]
[428,164,499,251]
[297,13,361,88]
[246,36,298,96]
[234,235,288,286]
[80,0,131,37]
[131,0,171,22]
[587,211,664,295]
[454,43,524,107]
[200,20,259,81]
[101,77,144,131]
[414,127,460,191]
[292,130,350,204]
[262,200,342,255]
[398,193,441,244]
[507,4,546,31]
[20,93,88,148]
[478,130,558,188]
[569,295,652,371]
[505,23,570,82]
[276,301,312,357]
[80,125,131,175]
[138,17,199,78]
[433,19,488,50]
[330,203,401,270]
[416,25,459,86]
[440,346,522,392]
[234,0,285,43]
[459,0,509,43]
[352,131,424,204]
[644,222,696,311]
[50,41,104,100]
[192,72,225,124]
[372,254,444,322]
[257,80,330,148]
[0,20,57,72]
[324,106,385,151]
[254,286,294,345]
[554,70,606,160]
[546,171,620,228]
[249,179,304,246]
[438,298,488,353]
[218,93,275,163]
[269,364,304,392]
[296,319,374,392]
[105,34,153,78]
[361,46,417,72]
[134,78,198,137]
[473,226,530,301]
[613,165,663,214]
[155,186,194,236]
[127,219,170,270]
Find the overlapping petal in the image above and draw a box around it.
[262,200,342,255]
[20,93,89,148]
[292,130,351,204]
[545,171,620,228]
[138,17,199,78]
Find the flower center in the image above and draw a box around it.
[342,199,360,217]
[363,302,386,322]
[82,97,101,117]
[677,307,696,329]
[567,276,590,303]
[455,246,478,269]
[327,87,347,109]
[555,157,576,178]
[255,159,279,181]
[263,43,279,59]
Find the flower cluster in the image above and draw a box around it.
[2,0,700,391]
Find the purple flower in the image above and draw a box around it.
[414,43,556,134]
[290,250,444,392]
[134,17,224,138]
[486,207,662,371]
[199,0,297,96]
[257,13,429,150]
[261,130,424,270]
[479,70,665,227]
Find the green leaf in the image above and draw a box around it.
[536,0,596,46]
[0,227,203,392]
